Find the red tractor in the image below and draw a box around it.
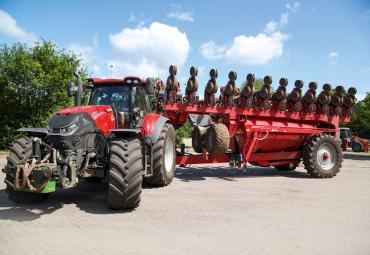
[3,72,176,209]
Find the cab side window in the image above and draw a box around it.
[133,86,149,112]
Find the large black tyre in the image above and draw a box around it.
[303,134,343,178]
[205,123,230,156]
[144,123,176,186]
[5,136,49,203]
[107,138,143,209]
[274,162,299,171]
[192,126,207,153]
[351,142,363,152]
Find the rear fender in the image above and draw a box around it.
[141,114,169,145]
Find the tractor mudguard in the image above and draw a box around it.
[110,129,141,139]
[17,128,48,138]
[141,114,169,145]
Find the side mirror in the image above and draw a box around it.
[83,83,94,93]
[67,83,78,97]
[145,78,154,95]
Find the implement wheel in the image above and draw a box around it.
[303,134,343,178]
[192,126,207,153]
[5,136,49,203]
[107,138,143,209]
[144,123,176,186]
[274,162,299,171]
[205,123,230,156]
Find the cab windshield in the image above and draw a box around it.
[89,86,130,112]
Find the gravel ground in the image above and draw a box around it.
[0,152,369,255]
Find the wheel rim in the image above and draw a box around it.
[164,137,175,173]
[317,144,337,171]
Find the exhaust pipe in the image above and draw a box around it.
[73,71,83,107]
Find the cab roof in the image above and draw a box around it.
[87,76,146,85]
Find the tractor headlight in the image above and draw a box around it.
[48,123,78,135]
[61,123,78,134]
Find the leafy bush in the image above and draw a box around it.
[0,41,86,148]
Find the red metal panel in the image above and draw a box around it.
[249,151,301,161]
[141,113,162,136]
[87,78,123,84]
[58,105,115,135]
[163,103,346,125]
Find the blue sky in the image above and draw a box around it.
[0,0,369,99]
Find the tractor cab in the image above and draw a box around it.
[86,77,152,129]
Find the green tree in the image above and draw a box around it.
[175,121,193,146]
[347,93,370,138]
[0,41,86,148]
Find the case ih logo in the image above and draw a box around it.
[91,111,104,120]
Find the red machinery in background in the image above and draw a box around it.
[340,127,369,152]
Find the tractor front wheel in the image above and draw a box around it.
[107,138,143,209]
[5,136,49,203]
[303,134,343,178]
[144,123,176,186]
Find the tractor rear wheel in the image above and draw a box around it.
[107,138,143,209]
[144,123,176,186]
[303,134,343,178]
[274,162,299,171]
[5,136,49,203]
[205,123,229,156]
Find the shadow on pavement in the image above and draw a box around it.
[0,165,313,222]
[0,181,134,222]
[343,153,370,161]
[175,165,311,182]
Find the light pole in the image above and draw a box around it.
[109,64,114,78]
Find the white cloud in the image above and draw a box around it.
[225,32,288,65]
[109,22,190,77]
[107,59,160,78]
[0,9,36,43]
[264,20,278,33]
[200,2,300,65]
[280,12,290,26]
[201,32,288,65]
[286,2,301,13]
[167,11,194,22]
[68,35,100,75]
[68,44,95,64]
[267,2,300,32]
[328,52,339,63]
[200,41,226,60]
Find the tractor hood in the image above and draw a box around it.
[55,105,116,135]
[58,105,113,117]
